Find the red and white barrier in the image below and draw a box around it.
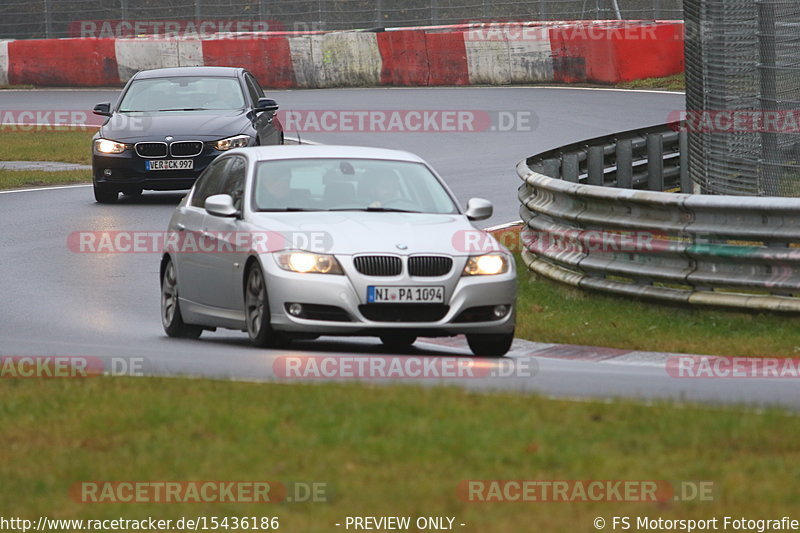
[0,41,9,86]
[115,39,203,81]
[1,21,684,88]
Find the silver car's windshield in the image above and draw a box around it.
[252,158,460,214]
[118,76,245,112]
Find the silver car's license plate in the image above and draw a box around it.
[146,159,194,171]
[367,286,444,303]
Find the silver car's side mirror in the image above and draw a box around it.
[205,194,239,217]
[465,198,493,221]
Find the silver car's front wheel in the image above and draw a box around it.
[161,258,202,339]
[245,262,276,347]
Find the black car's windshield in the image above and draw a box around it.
[118,76,245,112]
[252,158,459,214]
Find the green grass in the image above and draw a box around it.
[617,73,685,91]
[1,377,798,531]
[0,128,95,189]
[0,127,94,164]
[0,169,90,189]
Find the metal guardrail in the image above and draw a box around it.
[517,122,800,312]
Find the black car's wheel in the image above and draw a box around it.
[379,333,417,351]
[161,258,202,339]
[466,331,515,358]
[93,182,118,204]
[245,262,277,347]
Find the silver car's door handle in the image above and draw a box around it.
[176,223,186,231]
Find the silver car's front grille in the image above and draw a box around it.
[135,142,168,158]
[170,141,203,157]
[408,256,453,277]
[353,255,402,276]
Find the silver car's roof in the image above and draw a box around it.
[227,145,428,163]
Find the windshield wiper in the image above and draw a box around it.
[156,108,209,112]
[258,207,321,212]
[328,207,419,213]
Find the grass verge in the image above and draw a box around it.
[0,127,94,164]
[617,73,685,92]
[1,377,798,532]
[0,170,90,189]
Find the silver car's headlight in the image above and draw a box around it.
[94,139,127,154]
[214,134,251,151]
[462,253,510,276]
[275,251,343,275]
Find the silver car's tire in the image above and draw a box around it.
[466,330,514,358]
[379,333,417,351]
[161,259,202,339]
[245,262,276,347]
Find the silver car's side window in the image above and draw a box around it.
[218,156,247,211]
[190,158,231,208]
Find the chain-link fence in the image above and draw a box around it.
[685,0,800,196]
[0,0,682,40]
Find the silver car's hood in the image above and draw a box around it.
[246,211,498,256]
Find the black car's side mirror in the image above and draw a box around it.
[254,98,279,114]
[93,102,112,117]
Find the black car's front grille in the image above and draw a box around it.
[170,141,203,157]
[359,304,449,322]
[135,142,168,158]
[408,256,453,277]
[354,255,402,276]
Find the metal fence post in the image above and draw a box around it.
[562,153,580,183]
[195,0,202,21]
[679,129,691,193]
[758,0,780,197]
[44,0,52,39]
[431,0,439,26]
[120,0,129,22]
[615,138,633,188]
[647,133,664,191]
[588,145,605,186]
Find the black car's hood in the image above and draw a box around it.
[100,110,251,142]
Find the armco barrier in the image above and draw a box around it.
[517,122,800,312]
[0,21,683,88]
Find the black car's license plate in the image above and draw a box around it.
[367,286,444,303]
[146,159,194,171]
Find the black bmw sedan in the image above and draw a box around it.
[91,66,283,203]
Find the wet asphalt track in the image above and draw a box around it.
[3,86,797,409]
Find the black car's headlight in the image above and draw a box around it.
[275,251,343,275]
[94,139,127,154]
[214,135,251,151]
[462,253,510,276]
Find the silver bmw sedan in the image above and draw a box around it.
[160,145,516,356]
